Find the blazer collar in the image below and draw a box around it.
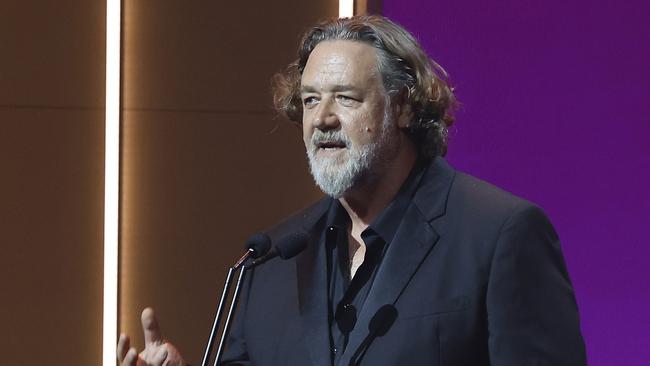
[413,156,456,223]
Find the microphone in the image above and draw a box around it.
[200,232,271,366]
[232,233,272,268]
[348,305,398,366]
[250,231,309,267]
[246,233,272,255]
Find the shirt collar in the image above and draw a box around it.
[366,158,429,244]
[324,158,430,245]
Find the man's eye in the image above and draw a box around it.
[303,97,318,107]
[337,95,357,105]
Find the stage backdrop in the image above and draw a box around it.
[383,1,649,364]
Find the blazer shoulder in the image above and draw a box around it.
[415,157,542,224]
[439,169,554,240]
[450,171,539,215]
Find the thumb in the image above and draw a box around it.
[141,307,164,346]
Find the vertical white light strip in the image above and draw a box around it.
[339,0,354,17]
[104,0,121,364]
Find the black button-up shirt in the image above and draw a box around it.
[323,159,429,365]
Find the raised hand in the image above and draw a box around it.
[117,307,186,366]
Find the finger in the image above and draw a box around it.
[117,334,131,363]
[141,307,164,346]
[163,345,186,366]
[151,346,168,366]
[123,347,139,366]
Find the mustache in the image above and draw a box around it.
[311,129,351,147]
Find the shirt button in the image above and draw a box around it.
[332,347,338,354]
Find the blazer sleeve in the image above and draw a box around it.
[486,202,586,365]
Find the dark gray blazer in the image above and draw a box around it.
[222,157,586,365]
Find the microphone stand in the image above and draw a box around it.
[213,265,248,366]
[200,250,252,366]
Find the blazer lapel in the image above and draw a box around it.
[296,197,333,366]
[339,203,438,365]
[340,157,456,365]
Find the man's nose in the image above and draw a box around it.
[313,99,339,130]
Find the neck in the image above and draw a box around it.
[339,137,418,233]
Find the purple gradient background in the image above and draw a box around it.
[383,0,650,364]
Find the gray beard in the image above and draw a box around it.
[306,113,397,198]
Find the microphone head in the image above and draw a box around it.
[276,231,309,260]
[368,304,398,337]
[245,233,272,259]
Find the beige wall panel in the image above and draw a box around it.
[0,108,104,365]
[123,0,338,111]
[0,1,106,108]
[120,110,322,361]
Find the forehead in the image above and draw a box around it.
[301,40,380,90]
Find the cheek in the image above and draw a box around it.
[302,120,312,145]
[347,110,376,141]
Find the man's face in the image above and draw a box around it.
[300,40,400,198]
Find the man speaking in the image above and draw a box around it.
[118,15,586,366]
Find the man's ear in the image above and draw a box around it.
[395,102,413,129]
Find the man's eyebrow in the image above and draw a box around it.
[300,85,317,93]
[332,85,358,92]
[300,85,358,93]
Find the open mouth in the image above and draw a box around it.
[316,141,347,150]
